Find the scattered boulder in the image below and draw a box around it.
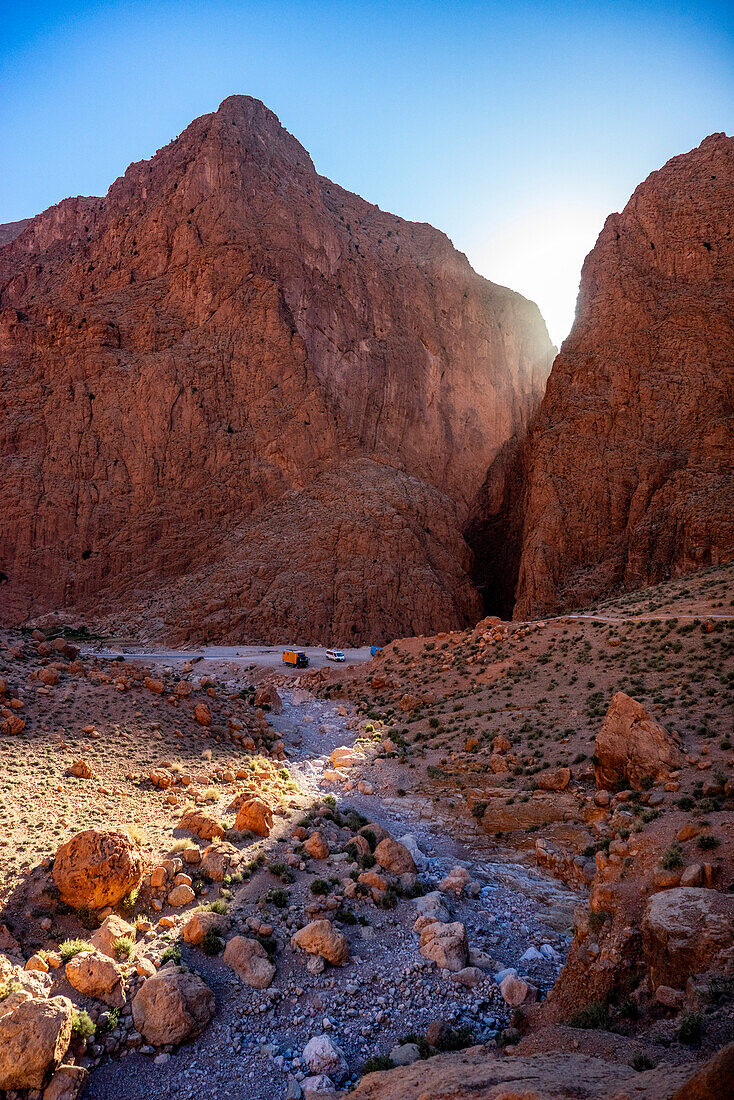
[398,694,421,712]
[396,834,427,871]
[438,866,471,895]
[374,838,417,875]
[680,863,704,887]
[65,949,126,1007]
[594,692,684,790]
[360,823,389,845]
[235,797,273,837]
[390,1042,421,1066]
[200,841,238,882]
[291,920,349,966]
[149,768,173,789]
[132,966,215,1046]
[304,831,330,860]
[0,996,73,1091]
[52,828,144,910]
[302,1035,349,1082]
[223,936,276,989]
[90,914,136,959]
[301,1075,337,1100]
[538,766,571,791]
[419,921,468,972]
[254,684,282,713]
[414,892,451,924]
[66,759,94,779]
[1,714,25,735]
[182,910,229,946]
[178,809,226,841]
[451,966,484,988]
[42,1064,89,1100]
[167,883,196,907]
[499,973,539,1006]
[193,703,212,726]
[330,746,364,769]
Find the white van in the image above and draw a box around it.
[325,649,346,662]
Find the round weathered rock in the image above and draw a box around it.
[303,1035,349,1082]
[182,910,229,946]
[132,966,215,1046]
[419,921,468,972]
[52,828,144,910]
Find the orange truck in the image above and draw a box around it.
[282,649,309,668]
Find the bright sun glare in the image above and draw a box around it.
[472,201,612,348]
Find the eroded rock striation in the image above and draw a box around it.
[470,134,734,619]
[0,95,552,643]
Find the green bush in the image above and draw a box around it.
[661,845,683,870]
[59,938,93,962]
[677,1011,703,1046]
[113,935,135,960]
[160,944,181,965]
[310,879,329,896]
[362,1054,393,1074]
[71,1010,96,1040]
[568,1001,612,1030]
[202,929,224,956]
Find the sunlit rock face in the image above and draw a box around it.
[0,95,552,643]
[471,133,734,620]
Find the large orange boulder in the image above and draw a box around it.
[52,828,144,910]
[65,949,126,1007]
[178,809,226,841]
[374,838,417,875]
[594,692,684,790]
[234,796,273,837]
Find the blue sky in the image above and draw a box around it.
[1,1,732,343]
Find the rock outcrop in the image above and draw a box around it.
[641,887,734,991]
[470,134,734,618]
[0,996,73,1091]
[349,1046,698,1099]
[0,95,552,644]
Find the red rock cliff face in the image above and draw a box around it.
[0,95,553,643]
[507,134,734,619]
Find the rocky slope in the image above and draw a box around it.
[0,95,553,643]
[468,133,734,619]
